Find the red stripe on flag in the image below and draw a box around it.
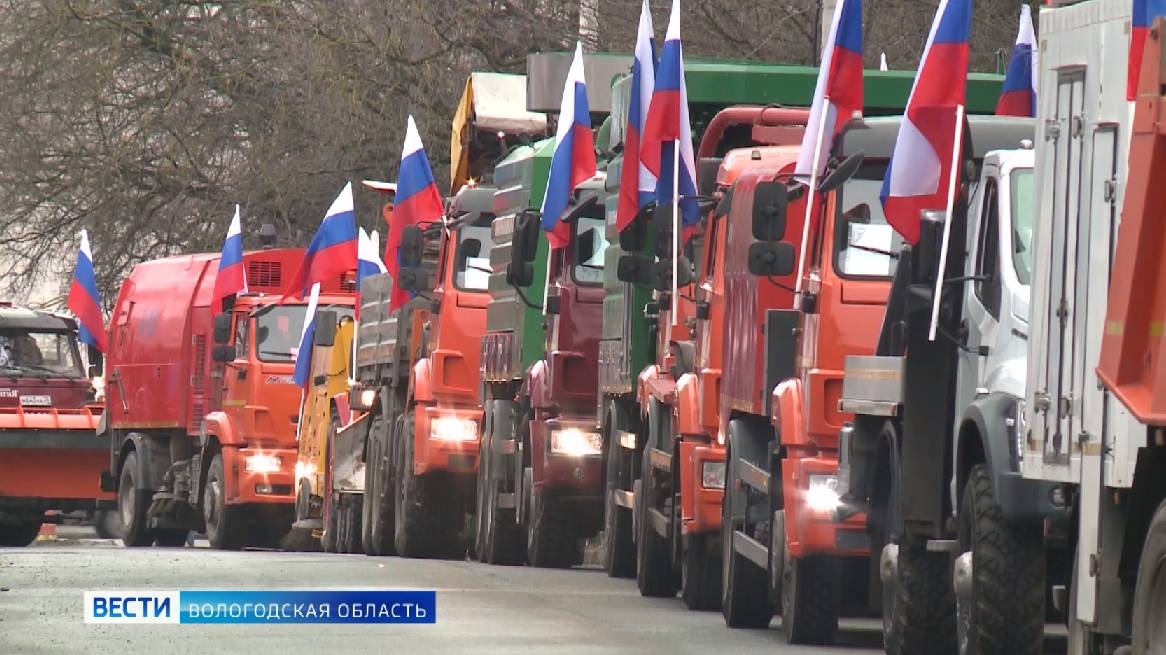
[640,89,682,177]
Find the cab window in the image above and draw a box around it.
[833,162,902,278]
[235,313,249,360]
[455,213,496,291]
[974,179,1002,320]
[572,216,607,285]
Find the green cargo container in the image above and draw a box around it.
[484,138,554,381]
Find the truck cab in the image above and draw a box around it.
[0,306,107,546]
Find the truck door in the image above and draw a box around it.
[955,167,1001,417]
[1035,70,1085,475]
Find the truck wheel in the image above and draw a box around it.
[524,480,578,568]
[0,520,42,547]
[362,415,395,556]
[94,510,123,540]
[884,538,956,655]
[118,450,156,548]
[477,404,524,565]
[332,493,362,554]
[720,443,773,628]
[781,551,839,645]
[956,464,1044,655]
[681,533,721,610]
[1132,499,1166,654]
[393,413,464,559]
[602,402,636,579]
[322,491,339,553]
[636,399,678,596]
[202,453,245,550]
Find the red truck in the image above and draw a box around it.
[0,304,108,546]
[100,231,354,549]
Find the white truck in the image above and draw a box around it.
[839,141,1061,655]
[1022,0,1166,652]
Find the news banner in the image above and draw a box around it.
[83,591,436,624]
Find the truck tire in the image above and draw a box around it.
[0,520,42,547]
[362,415,395,556]
[334,493,363,554]
[393,413,464,559]
[956,464,1044,655]
[602,401,636,579]
[681,533,721,610]
[884,537,956,655]
[781,552,839,644]
[203,453,245,550]
[94,510,123,540]
[476,403,524,565]
[118,450,156,548]
[1132,499,1166,654]
[524,482,578,568]
[323,491,339,553]
[720,442,773,628]
[636,399,678,597]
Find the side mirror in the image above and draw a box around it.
[86,345,103,378]
[313,311,337,347]
[397,267,430,293]
[747,241,796,277]
[619,204,651,252]
[545,295,561,315]
[714,187,734,218]
[399,226,425,268]
[506,260,534,288]
[913,209,947,284]
[752,181,788,242]
[212,313,232,345]
[211,344,235,363]
[650,256,695,291]
[818,152,865,195]
[617,254,651,284]
[651,203,674,235]
[313,374,327,387]
[516,209,541,263]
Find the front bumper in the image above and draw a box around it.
[996,471,1069,522]
[531,417,602,494]
[415,406,481,476]
[785,455,869,558]
[680,440,724,536]
[222,446,297,505]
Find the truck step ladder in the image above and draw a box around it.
[731,529,769,569]
[612,489,635,509]
[739,460,770,493]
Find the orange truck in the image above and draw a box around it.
[352,184,495,558]
[627,107,809,610]
[99,231,354,549]
[0,304,108,546]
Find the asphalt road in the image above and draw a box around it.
[0,528,886,655]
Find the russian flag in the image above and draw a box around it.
[286,183,358,298]
[640,0,700,229]
[292,283,321,388]
[66,229,106,353]
[996,5,1037,117]
[356,228,387,319]
[879,0,971,245]
[796,0,863,180]
[541,42,597,249]
[615,0,657,233]
[1130,0,1166,100]
[387,115,444,310]
[212,205,247,313]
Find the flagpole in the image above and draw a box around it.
[671,138,680,325]
[794,105,830,303]
[928,103,966,342]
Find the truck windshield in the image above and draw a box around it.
[1010,167,1035,285]
[834,162,903,279]
[0,330,82,377]
[454,215,496,292]
[256,304,354,363]
[573,216,608,285]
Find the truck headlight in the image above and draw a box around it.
[805,474,841,512]
[432,416,478,442]
[359,388,377,409]
[550,428,603,457]
[701,461,726,489]
[294,460,317,480]
[245,454,282,474]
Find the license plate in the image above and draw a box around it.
[20,395,51,406]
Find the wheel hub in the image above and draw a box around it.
[880,543,899,585]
